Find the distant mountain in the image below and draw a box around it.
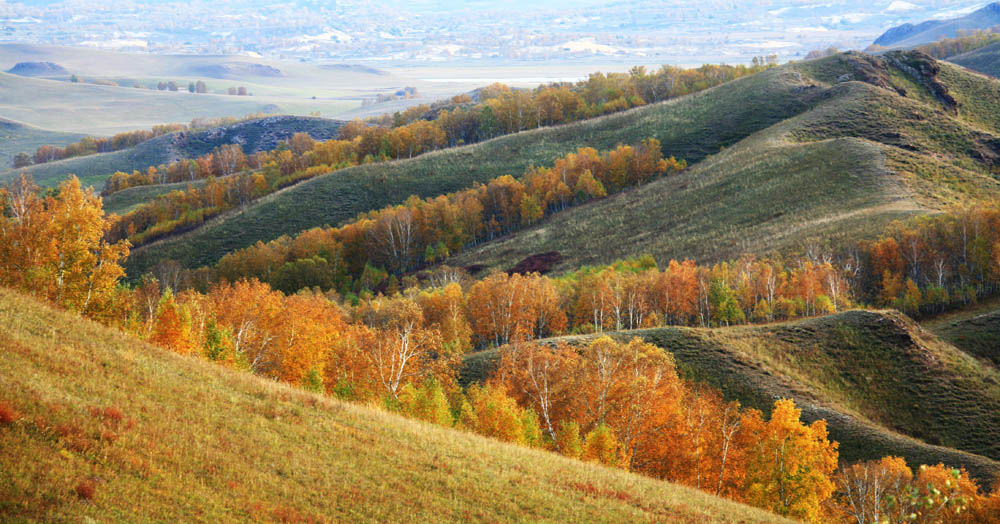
[5,61,67,76]
[193,61,283,79]
[873,2,1000,49]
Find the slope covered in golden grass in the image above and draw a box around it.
[0,287,791,523]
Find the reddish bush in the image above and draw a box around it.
[0,401,21,425]
[75,479,96,500]
[102,407,124,424]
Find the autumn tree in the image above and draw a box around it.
[356,295,449,398]
[0,175,129,320]
[743,398,839,523]
[149,288,194,354]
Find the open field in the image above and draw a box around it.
[0,287,791,523]
[0,72,354,137]
[463,309,1000,483]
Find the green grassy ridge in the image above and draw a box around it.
[448,54,1000,274]
[122,65,822,277]
[0,118,85,174]
[1,115,345,190]
[0,287,791,524]
[464,309,1000,483]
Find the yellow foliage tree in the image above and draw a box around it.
[744,398,839,523]
[0,175,129,321]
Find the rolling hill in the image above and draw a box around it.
[0,115,346,195]
[0,286,791,524]
[124,52,1000,279]
[119,54,836,277]
[872,2,1000,49]
[0,71,295,136]
[446,51,1000,274]
[922,299,1000,368]
[946,40,1000,77]
[0,118,85,173]
[463,309,1000,484]
[0,43,465,136]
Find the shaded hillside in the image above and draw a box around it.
[873,3,1000,49]
[124,62,825,276]
[464,310,1000,483]
[948,41,1000,77]
[922,300,1000,367]
[449,52,1000,273]
[0,287,790,524]
[1,116,345,190]
[0,118,84,173]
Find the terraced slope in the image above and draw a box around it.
[123,62,826,276]
[449,52,1000,273]
[465,309,1000,483]
[0,287,789,523]
[1,115,345,191]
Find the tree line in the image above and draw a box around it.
[106,139,683,252]
[912,29,1000,59]
[26,125,186,167]
[18,113,278,169]
[2,174,999,523]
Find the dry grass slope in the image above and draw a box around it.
[0,287,791,524]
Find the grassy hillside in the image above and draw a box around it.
[127,51,1000,279]
[448,52,1000,273]
[123,62,823,276]
[922,299,1000,367]
[464,309,1000,483]
[0,287,791,523]
[0,118,84,172]
[947,41,1000,77]
[0,115,345,191]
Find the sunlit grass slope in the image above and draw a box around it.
[0,287,791,523]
